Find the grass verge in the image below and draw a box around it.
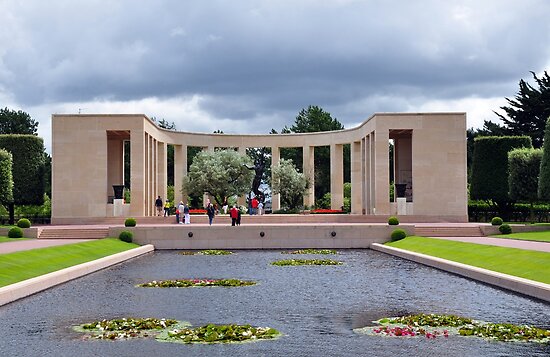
[491,231,550,243]
[386,236,550,284]
[0,238,139,287]
[0,236,30,243]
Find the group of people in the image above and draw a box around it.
[248,197,264,215]
[175,201,191,224]
[155,195,264,226]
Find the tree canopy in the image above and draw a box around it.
[271,158,310,210]
[494,71,550,148]
[275,105,349,202]
[0,107,39,135]
[183,150,254,206]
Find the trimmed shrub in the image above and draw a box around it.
[491,217,503,226]
[118,230,133,243]
[0,148,13,204]
[16,218,31,228]
[499,224,512,234]
[539,117,550,200]
[470,136,532,202]
[508,148,543,202]
[0,135,45,205]
[8,226,23,238]
[390,229,407,241]
[388,216,399,225]
[124,218,136,227]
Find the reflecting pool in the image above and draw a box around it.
[0,250,548,356]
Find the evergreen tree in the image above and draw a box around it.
[495,71,550,148]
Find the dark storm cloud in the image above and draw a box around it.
[1,0,549,134]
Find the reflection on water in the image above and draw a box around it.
[0,250,548,357]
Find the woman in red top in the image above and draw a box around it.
[230,206,239,226]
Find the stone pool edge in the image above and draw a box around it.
[370,243,550,303]
[0,244,155,307]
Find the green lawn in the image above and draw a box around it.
[0,238,139,287]
[386,236,550,284]
[0,236,30,243]
[492,230,550,243]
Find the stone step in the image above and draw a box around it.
[414,226,484,237]
[38,228,109,240]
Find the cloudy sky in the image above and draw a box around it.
[1,1,549,153]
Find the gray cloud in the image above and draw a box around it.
[1,0,549,146]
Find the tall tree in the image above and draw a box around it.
[276,105,349,202]
[183,150,254,207]
[494,71,550,148]
[0,107,38,135]
[272,158,310,210]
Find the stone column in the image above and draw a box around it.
[330,144,344,210]
[129,130,145,217]
[157,141,167,206]
[238,146,247,207]
[351,140,363,214]
[203,146,214,207]
[271,146,280,211]
[374,129,390,215]
[174,145,186,205]
[302,145,315,208]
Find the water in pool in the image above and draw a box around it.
[0,249,548,356]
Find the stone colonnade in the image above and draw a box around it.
[51,113,468,222]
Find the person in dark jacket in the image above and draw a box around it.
[206,203,216,225]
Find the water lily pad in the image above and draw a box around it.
[137,279,256,288]
[271,259,342,266]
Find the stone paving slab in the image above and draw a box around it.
[0,239,93,254]
[427,236,550,253]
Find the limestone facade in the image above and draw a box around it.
[51,112,467,223]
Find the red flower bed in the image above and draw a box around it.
[310,209,345,214]
[189,209,207,214]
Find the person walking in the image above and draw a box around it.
[183,203,191,224]
[206,203,216,225]
[177,201,185,224]
[155,196,163,216]
[230,205,238,226]
[237,209,242,226]
[258,201,263,215]
[164,199,170,217]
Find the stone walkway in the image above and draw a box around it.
[0,239,92,254]
[428,236,550,253]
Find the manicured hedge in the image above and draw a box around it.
[470,136,532,202]
[538,117,550,200]
[0,135,45,205]
[0,148,13,204]
[508,148,543,202]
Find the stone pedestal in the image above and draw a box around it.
[113,199,125,216]
[397,197,407,215]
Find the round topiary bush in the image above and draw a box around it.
[499,224,512,234]
[491,217,503,226]
[119,230,133,243]
[124,218,137,227]
[388,216,399,225]
[8,226,24,238]
[390,229,407,242]
[16,218,31,228]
